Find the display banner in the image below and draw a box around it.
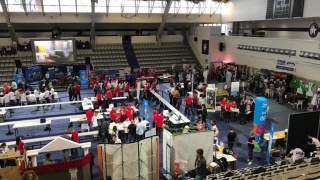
[14,74,25,91]
[276,60,296,72]
[267,123,275,165]
[202,40,209,54]
[143,99,149,122]
[24,66,42,84]
[79,70,89,89]
[253,97,268,153]
[206,84,216,112]
[231,82,240,96]
[215,83,231,103]
[47,67,55,79]
[67,66,74,75]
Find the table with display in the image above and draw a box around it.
[264,130,287,141]
[163,110,190,129]
[12,119,52,136]
[26,92,59,103]
[69,113,105,132]
[83,96,128,109]
[213,151,237,170]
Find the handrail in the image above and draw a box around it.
[150,90,190,123]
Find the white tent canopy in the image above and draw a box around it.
[39,137,80,153]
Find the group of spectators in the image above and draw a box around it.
[0,46,16,55]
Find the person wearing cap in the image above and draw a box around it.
[20,90,27,105]
[44,87,50,103]
[50,86,55,102]
[14,89,20,105]
[91,110,99,138]
[34,87,40,110]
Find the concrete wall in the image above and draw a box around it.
[224,36,320,81]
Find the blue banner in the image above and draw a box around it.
[47,67,55,79]
[143,99,149,122]
[267,123,275,165]
[253,97,268,152]
[25,66,42,85]
[14,74,25,91]
[67,66,74,75]
[79,70,88,89]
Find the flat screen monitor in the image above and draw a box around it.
[31,39,76,64]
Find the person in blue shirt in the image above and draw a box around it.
[136,118,146,141]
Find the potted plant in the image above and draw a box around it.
[289,78,301,95]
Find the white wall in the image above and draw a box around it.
[221,0,267,22]
[131,35,157,44]
[188,35,225,67]
[161,35,183,42]
[189,26,221,36]
[96,36,122,44]
[0,38,13,46]
[239,18,320,40]
[303,0,320,17]
[224,36,320,81]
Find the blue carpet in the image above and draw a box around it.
[0,82,305,179]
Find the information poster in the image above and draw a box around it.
[14,74,25,91]
[206,84,216,112]
[79,70,88,89]
[47,67,55,79]
[67,66,74,76]
[231,82,240,96]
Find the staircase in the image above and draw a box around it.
[122,40,140,69]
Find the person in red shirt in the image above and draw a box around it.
[86,107,94,129]
[155,113,164,137]
[96,91,102,107]
[184,93,194,116]
[106,89,113,107]
[104,80,109,90]
[202,85,207,97]
[74,83,81,100]
[126,106,134,120]
[225,101,232,123]
[110,107,117,114]
[220,97,227,119]
[110,112,118,123]
[193,92,199,108]
[145,83,151,99]
[69,127,79,158]
[231,101,237,108]
[15,136,25,155]
[3,83,10,94]
[152,109,159,128]
[115,86,121,97]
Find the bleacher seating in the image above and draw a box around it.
[0,52,34,85]
[77,44,128,70]
[207,157,320,180]
[132,42,196,74]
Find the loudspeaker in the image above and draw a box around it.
[15,60,22,68]
[85,57,91,65]
[219,43,224,51]
[40,118,46,123]
[194,37,198,42]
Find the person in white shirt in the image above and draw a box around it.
[20,91,27,105]
[286,144,304,163]
[44,87,50,103]
[141,117,149,130]
[8,91,15,113]
[50,86,55,101]
[308,135,320,149]
[45,72,50,79]
[34,87,41,110]
[122,118,131,142]
[4,93,10,107]
[11,81,17,91]
[136,118,146,141]
[211,120,219,145]
[111,134,122,144]
[91,110,99,138]
[15,89,20,105]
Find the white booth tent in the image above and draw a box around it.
[98,136,159,180]
[163,129,213,175]
[26,137,91,167]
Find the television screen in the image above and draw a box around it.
[31,39,76,64]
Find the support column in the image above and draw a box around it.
[156,0,173,45]
[90,0,96,51]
